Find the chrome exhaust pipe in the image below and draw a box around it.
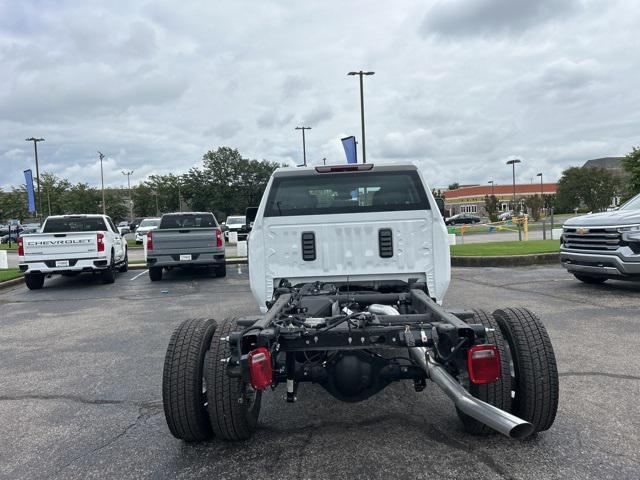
[409,347,534,439]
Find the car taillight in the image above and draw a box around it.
[97,232,105,252]
[248,347,272,390]
[146,231,153,250]
[18,237,24,256]
[467,344,501,384]
[216,228,223,248]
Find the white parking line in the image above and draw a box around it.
[130,270,148,281]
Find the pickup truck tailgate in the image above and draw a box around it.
[22,232,99,259]
[151,229,219,253]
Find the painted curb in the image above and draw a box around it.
[451,252,560,267]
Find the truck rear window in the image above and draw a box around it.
[42,217,107,233]
[160,213,217,229]
[264,171,430,217]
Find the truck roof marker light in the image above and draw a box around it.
[248,347,273,390]
[467,344,501,384]
[315,164,374,173]
[146,231,153,251]
[97,232,105,252]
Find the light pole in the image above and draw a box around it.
[122,170,134,221]
[506,159,521,211]
[178,182,183,212]
[152,190,160,216]
[347,70,375,163]
[537,172,544,214]
[295,126,311,166]
[25,137,44,218]
[98,151,106,214]
[488,180,495,196]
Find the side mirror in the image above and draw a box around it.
[434,197,445,217]
[245,207,258,225]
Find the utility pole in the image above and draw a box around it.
[295,126,311,166]
[25,137,44,219]
[347,70,375,163]
[178,182,182,212]
[537,172,544,216]
[122,170,134,221]
[98,151,106,215]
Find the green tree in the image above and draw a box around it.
[556,167,617,213]
[448,182,459,190]
[524,194,543,221]
[0,186,30,221]
[621,146,640,199]
[39,172,71,216]
[64,183,101,215]
[484,194,499,222]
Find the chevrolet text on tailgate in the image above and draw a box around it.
[561,192,640,284]
[161,164,559,443]
[18,214,128,290]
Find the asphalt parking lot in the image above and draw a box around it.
[1,265,639,480]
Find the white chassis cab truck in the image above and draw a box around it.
[18,214,128,290]
[162,164,559,442]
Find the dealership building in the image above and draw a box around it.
[443,183,557,217]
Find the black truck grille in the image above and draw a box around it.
[562,227,621,251]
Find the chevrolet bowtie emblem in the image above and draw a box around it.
[576,228,589,235]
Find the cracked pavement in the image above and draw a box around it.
[0,265,639,479]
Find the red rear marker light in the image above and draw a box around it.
[18,237,24,256]
[146,231,153,251]
[97,232,105,252]
[248,347,273,390]
[467,344,501,384]
[315,164,374,173]
[216,228,223,248]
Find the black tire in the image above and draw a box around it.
[149,267,162,281]
[206,318,262,440]
[215,263,227,278]
[25,273,45,290]
[119,251,128,273]
[101,252,116,284]
[573,274,607,284]
[456,309,512,434]
[162,318,217,442]
[493,308,559,434]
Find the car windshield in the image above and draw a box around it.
[264,170,430,217]
[620,194,640,211]
[42,217,107,233]
[226,216,246,224]
[160,214,216,229]
[139,219,160,228]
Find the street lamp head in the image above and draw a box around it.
[347,71,375,76]
[25,137,44,142]
[536,172,543,177]
[363,71,375,75]
[506,159,521,165]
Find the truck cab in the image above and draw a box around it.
[248,164,451,311]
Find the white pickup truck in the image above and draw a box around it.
[18,214,128,290]
[162,163,559,444]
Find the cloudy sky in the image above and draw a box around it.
[1,0,639,190]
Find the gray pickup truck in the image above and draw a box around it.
[560,192,640,283]
[146,212,226,281]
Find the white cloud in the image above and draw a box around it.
[1,0,640,193]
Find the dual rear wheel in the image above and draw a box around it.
[162,318,261,442]
[458,307,559,436]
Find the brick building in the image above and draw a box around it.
[443,183,557,217]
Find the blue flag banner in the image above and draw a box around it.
[341,136,358,164]
[24,169,36,213]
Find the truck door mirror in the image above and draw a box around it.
[434,197,445,217]
[245,207,258,226]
